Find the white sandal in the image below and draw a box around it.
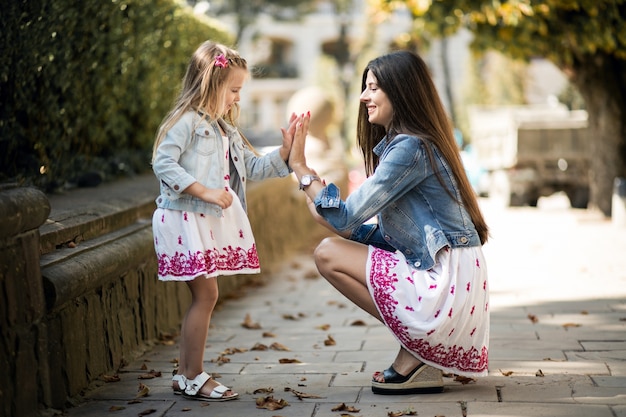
[182,371,238,401]
[172,374,187,395]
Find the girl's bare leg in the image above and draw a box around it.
[174,276,236,396]
[314,237,422,382]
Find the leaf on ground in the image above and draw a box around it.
[138,369,162,379]
[278,358,302,364]
[270,342,291,351]
[350,320,366,326]
[253,387,274,394]
[454,375,476,384]
[580,310,589,315]
[499,369,514,376]
[181,407,192,411]
[138,409,156,416]
[141,363,148,370]
[331,403,360,412]
[316,324,331,331]
[562,322,582,328]
[242,313,262,329]
[108,405,125,411]
[102,374,120,383]
[252,342,269,351]
[127,400,142,404]
[136,383,150,398]
[284,386,324,400]
[536,369,545,377]
[255,395,290,410]
[210,355,230,364]
[324,335,336,346]
[303,270,319,279]
[263,331,277,337]
[222,347,248,355]
[527,313,539,323]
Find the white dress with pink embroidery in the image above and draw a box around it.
[152,136,260,281]
[367,245,489,377]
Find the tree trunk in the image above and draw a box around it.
[570,53,626,216]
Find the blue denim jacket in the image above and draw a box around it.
[153,111,290,217]
[314,134,481,270]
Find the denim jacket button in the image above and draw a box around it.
[328,199,334,205]
[460,236,468,244]
[405,249,412,254]
[414,261,421,267]
[173,184,180,191]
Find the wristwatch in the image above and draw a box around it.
[299,174,321,190]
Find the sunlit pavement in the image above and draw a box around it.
[60,193,626,417]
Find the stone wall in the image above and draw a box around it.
[0,167,346,416]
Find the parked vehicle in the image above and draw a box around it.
[468,103,589,208]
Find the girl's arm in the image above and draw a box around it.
[183,182,233,209]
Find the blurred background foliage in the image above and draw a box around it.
[0,0,232,191]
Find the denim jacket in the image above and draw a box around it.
[314,134,481,271]
[152,111,290,217]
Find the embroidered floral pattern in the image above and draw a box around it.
[369,248,488,375]
[158,244,260,277]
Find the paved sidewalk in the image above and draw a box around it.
[60,195,626,417]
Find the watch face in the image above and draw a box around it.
[302,176,311,185]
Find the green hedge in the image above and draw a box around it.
[0,0,232,191]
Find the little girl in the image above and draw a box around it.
[151,41,300,401]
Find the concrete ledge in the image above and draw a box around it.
[0,185,50,238]
[41,221,154,311]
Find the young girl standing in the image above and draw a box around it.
[151,41,299,401]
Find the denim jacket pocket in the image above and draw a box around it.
[194,129,218,156]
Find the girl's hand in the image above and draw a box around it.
[278,112,299,162]
[202,188,233,209]
[184,182,233,209]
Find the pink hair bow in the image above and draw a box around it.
[214,54,229,68]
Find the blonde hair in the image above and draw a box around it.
[152,41,254,162]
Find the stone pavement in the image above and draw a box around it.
[59,194,626,417]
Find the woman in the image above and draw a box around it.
[289,50,490,395]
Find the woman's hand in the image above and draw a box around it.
[278,112,299,162]
[288,112,310,170]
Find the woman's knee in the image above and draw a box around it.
[313,237,345,274]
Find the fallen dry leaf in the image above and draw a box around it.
[181,407,191,411]
[303,270,318,279]
[242,313,262,329]
[580,310,589,315]
[316,324,331,331]
[136,383,150,398]
[138,409,156,416]
[527,313,539,323]
[253,387,274,394]
[499,369,514,377]
[222,347,248,355]
[262,331,276,337]
[331,403,360,412]
[210,355,231,364]
[270,342,291,351]
[562,322,582,328]
[536,369,545,377]
[454,375,476,385]
[108,405,125,411]
[102,374,120,383]
[255,395,290,410]
[324,335,336,346]
[141,363,148,370]
[350,320,366,326]
[284,387,324,400]
[252,342,269,351]
[138,370,162,380]
[278,358,302,364]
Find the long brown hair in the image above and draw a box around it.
[152,41,255,162]
[356,50,489,244]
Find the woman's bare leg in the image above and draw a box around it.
[175,276,236,396]
[313,237,381,320]
[314,237,422,382]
